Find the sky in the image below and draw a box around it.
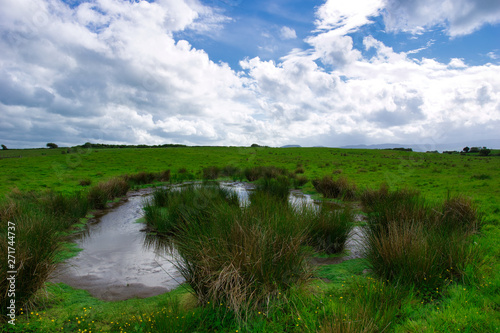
[0,0,499,150]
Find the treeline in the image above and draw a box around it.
[442,146,496,156]
[79,142,187,149]
[383,147,413,152]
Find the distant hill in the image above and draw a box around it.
[281,145,301,148]
[340,139,500,152]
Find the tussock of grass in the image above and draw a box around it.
[292,175,309,188]
[143,184,238,234]
[87,178,129,209]
[313,175,357,200]
[122,169,171,186]
[362,185,482,295]
[251,176,291,202]
[172,191,312,314]
[307,206,354,254]
[244,165,289,182]
[202,166,220,180]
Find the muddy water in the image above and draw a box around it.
[51,183,365,301]
[50,189,184,301]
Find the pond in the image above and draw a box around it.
[51,182,364,301]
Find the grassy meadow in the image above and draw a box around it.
[1,146,499,332]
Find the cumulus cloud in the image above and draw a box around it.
[0,0,499,149]
[315,0,385,33]
[383,0,500,36]
[0,0,263,147]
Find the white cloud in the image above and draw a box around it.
[279,26,297,40]
[487,51,499,60]
[0,0,499,149]
[315,0,385,34]
[448,58,467,68]
[383,0,500,36]
[0,0,262,147]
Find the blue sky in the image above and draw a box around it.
[184,0,499,69]
[0,0,499,149]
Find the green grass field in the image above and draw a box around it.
[1,146,499,220]
[1,146,499,332]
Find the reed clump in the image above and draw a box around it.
[122,169,171,186]
[144,183,320,315]
[0,189,91,315]
[87,178,129,209]
[362,184,482,293]
[251,176,290,202]
[313,175,357,200]
[173,193,311,314]
[143,184,239,235]
[202,166,220,180]
[307,206,355,254]
[243,166,288,182]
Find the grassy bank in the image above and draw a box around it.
[1,146,499,331]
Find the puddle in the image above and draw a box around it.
[51,182,365,301]
[50,189,184,301]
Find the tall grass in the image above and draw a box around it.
[122,170,171,186]
[0,188,93,315]
[202,166,220,180]
[0,172,162,316]
[244,166,288,182]
[173,194,311,314]
[313,176,357,200]
[251,176,290,202]
[144,183,317,315]
[362,185,482,294]
[307,206,354,254]
[143,183,239,234]
[87,178,130,209]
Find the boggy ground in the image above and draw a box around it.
[0,146,498,332]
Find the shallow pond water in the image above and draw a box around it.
[50,188,184,301]
[51,182,365,301]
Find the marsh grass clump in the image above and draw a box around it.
[221,165,242,179]
[87,178,129,209]
[143,183,238,234]
[308,206,355,254]
[293,175,308,188]
[441,195,482,233]
[295,166,305,174]
[202,166,220,180]
[244,165,288,182]
[123,171,156,185]
[471,174,491,180]
[145,183,313,315]
[122,169,171,186]
[313,175,357,200]
[251,176,290,202]
[79,179,92,186]
[363,186,482,294]
[173,195,311,314]
[0,190,92,316]
[0,205,61,316]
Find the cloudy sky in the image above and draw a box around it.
[1,0,499,149]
